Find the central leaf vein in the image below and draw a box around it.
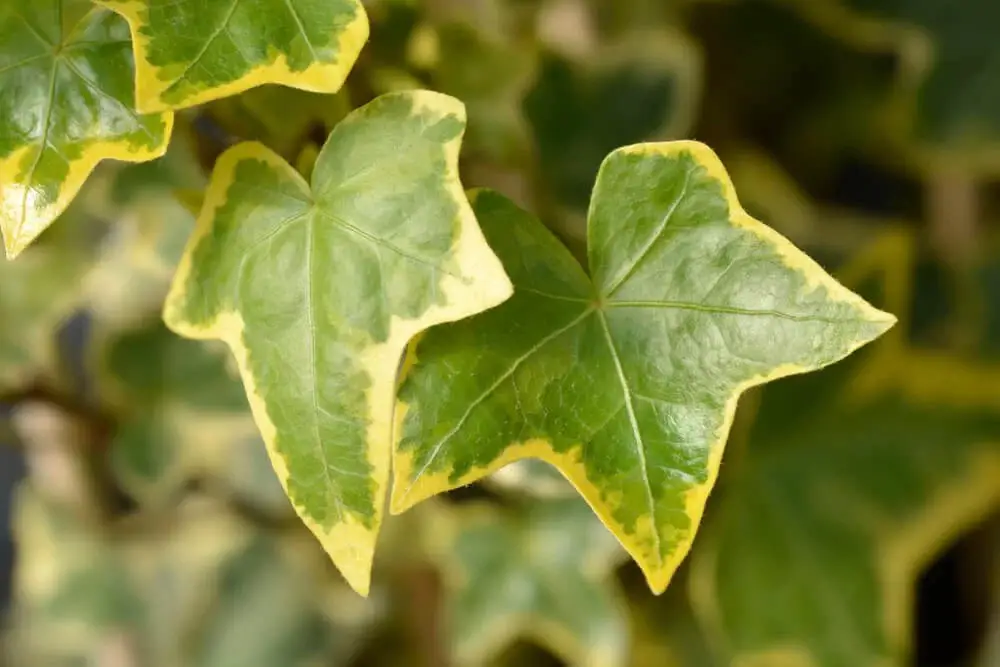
[608,300,862,324]
[596,309,662,563]
[304,216,345,522]
[162,0,240,97]
[280,0,318,60]
[317,210,464,280]
[602,164,692,297]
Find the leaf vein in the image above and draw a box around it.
[596,309,663,564]
[400,307,595,499]
[607,300,861,324]
[603,164,691,297]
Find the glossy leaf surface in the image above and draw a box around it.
[100,0,369,112]
[163,90,513,596]
[0,1,172,258]
[392,142,895,595]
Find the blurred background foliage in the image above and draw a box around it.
[1,0,1000,665]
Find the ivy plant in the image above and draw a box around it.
[15,2,1000,667]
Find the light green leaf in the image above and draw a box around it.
[6,484,143,665]
[391,142,895,595]
[99,0,369,113]
[428,498,629,667]
[202,85,353,159]
[0,0,172,259]
[0,242,92,391]
[96,319,292,514]
[410,18,538,165]
[689,400,1000,667]
[163,89,513,596]
[193,539,378,667]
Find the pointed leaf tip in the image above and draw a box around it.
[393,140,894,596]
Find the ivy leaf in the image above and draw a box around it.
[792,0,1000,169]
[524,28,701,211]
[202,85,353,160]
[409,18,538,165]
[99,0,369,113]
[163,90,513,596]
[0,241,93,391]
[0,1,172,259]
[689,400,1000,667]
[391,142,895,595]
[96,320,287,511]
[427,498,629,667]
[7,484,143,665]
[689,226,1000,667]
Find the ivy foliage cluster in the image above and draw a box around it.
[0,1,999,666]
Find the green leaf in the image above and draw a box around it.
[688,225,1000,667]
[162,89,513,596]
[97,320,291,513]
[792,0,1000,170]
[391,142,895,595]
[202,85,353,159]
[411,18,538,165]
[689,400,1000,667]
[99,0,370,113]
[7,484,143,665]
[427,498,629,667]
[0,0,172,259]
[191,536,378,667]
[0,241,92,391]
[524,28,701,210]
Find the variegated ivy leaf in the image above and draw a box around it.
[792,0,1000,168]
[0,0,172,259]
[163,90,513,596]
[689,399,1000,667]
[427,498,629,667]
[392,142,895,595]
[99,0,369,113]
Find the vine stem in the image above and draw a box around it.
[925,165,982,352]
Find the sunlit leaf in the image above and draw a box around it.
[99,0,369,112]
[163,90,513,595]
[392,143,894,595]
[0,0,172,258]
[689,225,1000,667]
